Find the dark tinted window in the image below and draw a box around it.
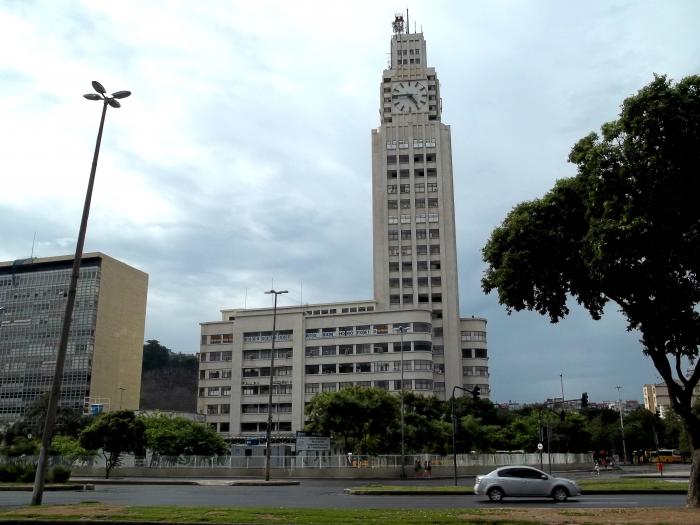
[512,468,544,479]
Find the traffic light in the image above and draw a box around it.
[581,392,589,408]
[472,386,481,400]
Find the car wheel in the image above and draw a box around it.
[552,486,569,502]
[487,487,504,502]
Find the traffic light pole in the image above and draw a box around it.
[451,385,481,486]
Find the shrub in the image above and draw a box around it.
[48,465,71,483]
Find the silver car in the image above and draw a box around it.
[474,466,581,502]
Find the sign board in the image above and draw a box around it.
[537,443,543,451]
[296,431,331,451]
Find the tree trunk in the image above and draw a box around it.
[687,448,700,507]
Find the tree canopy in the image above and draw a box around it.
[482,74,700,504]
[79,410,146,478]
[141,414,228,457]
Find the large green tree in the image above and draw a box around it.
[304,387,399,454]
[141,414,228,458]
[79,410,146,478]
[482,75,700,504]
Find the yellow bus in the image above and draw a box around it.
[649,449,683,463]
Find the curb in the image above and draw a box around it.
[347,489,688,496]
[0,484,93,492]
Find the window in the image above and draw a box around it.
[401,230,411,240]
[417,260,428,270]
[207,387,221,396]
[432,293,442,303]
[430,260,441,270]
[388,200,398,209]
[388,230,399,241]
[208,352,221,362]
[394,379,411,390]
[393,341,411,352]
[428,213,439,223]
[414,359,432,370]
[374,324,388,334]
[402,261,412,272]
[431,277,441,286]
[475,348,488,358]
[387,155,397,165]
[401,246,412,256]
[389,262,399,272]
[400,199,411,209]
[305,383,319,394]
[403,294,414,304]
[415,183,425,192]
[416,213,426,223]
[433,327,443,337]
[339,345,353,355]
[305,346,320,357]
[389,246,399,256]
[322,363,337,374]
[339,382,354,390]
[427,182,438,192]
[222,334,233,344]
[400,214,411,223]
[415,379,433,390]
[416,245,427,255]
[356,362,371,373]
[338,363,353,374]
[414,341,432,352]
[433,345,444,355]
[387,169,397,177]
[428,198,438,208]
[387,185,397,194]
[429,229,440,239]
[434,363,445,373]
[475,366,489,377]
[430,245,440,255]
[415,198,425,209]
[463,366,474,376]
[210,334,222,344]
[388,216,398,225]
[390,278,400,288]
[461,331,487,342]
[416,229,427,239]
[322,327,336,337]
[399,154,409,163]
[373,342,389,353]
[209,370,220,379]
[402,277,413,288]
[305,364,320,375]
[390,294,400,304]
[207,404,219,415]
[373,361,391,372]
[356,343,371,354]
[400,169,410,178]
[274,366,292,376]
[322,345,336,356]
[417,277,428,286]
[322,382,337,392]
[375,380,389,390]
[414,154,424,163]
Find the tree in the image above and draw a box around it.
[79,410,146,478]
[141,414,228,458]
[4,394,90,445]
[51,435,97,463]
[305,387,399,454]
[482,75,700,504]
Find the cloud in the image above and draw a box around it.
[2,0,699,404]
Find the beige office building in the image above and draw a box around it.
[198,21,489,438]
[0,253,148,426]
[643,382,700,418]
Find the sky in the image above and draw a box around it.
[1,1,698,405]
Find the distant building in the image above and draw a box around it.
[643,382,700,418]
[0,253,148,426]
[198,22,489,439]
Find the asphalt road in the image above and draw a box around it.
[0,479,687,509]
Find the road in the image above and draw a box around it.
[0,479,687,509]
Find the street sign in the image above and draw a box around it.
[296,431,330,451]
[537,443,543,451]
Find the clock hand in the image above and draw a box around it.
[408,94,418,105]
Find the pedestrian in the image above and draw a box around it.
[414,459,422,476]
[594,461,600,477]
[426,460,432,478]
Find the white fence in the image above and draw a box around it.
[61,452,590,470]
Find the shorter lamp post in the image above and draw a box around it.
[264,289,287,482]
[451,384,480,486]
[395,325,408,479]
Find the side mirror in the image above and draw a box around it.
[540,474,548,480]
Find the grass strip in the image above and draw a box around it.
[578,478,688,491]
[0,503,537,525]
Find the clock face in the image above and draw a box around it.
[392,81,428,113]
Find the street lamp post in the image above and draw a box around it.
[616,386,628,464]
[119,387,126,410]
[451,385,479,486]
[396,325,407,479]
[264,289,287,482]
[31,81,130,506]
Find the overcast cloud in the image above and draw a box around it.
[1,1,698,405]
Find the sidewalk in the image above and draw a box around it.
[70,476,300,486]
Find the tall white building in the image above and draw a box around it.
[198,19,489,438]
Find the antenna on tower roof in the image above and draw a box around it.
[406,8,409,34]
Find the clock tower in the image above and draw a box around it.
[371,16,486,399]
